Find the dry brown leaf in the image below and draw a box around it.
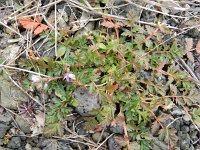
[35,112,45,127]
[110,111,125,127]
[186,51,194,63]
[170,84,178,95]
[105,83,119,95]
[101,21,115,28]
[185,38,193,52]
[30,112,45,136]
[196,40,200,54]
[113,135,127,147]
[28,49,36,59]
[18,16,48,35]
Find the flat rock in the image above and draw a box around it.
[0,123,10,138]
[0,146,12,150]
[15,115,31,134]
[2,44,20,64]
[42,139,58,150]
[74,87,100,116]
[108,137,121,150]
[0,112,12,125]
[178,132,191,150]
[171,108,185,116]
[7,136,21,149]
[151,136,168,150]
[58,141,72,150]
[0,77,29,110]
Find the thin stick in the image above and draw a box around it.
[167,117,182,128]
[0,64,50,78]
[54,0,58,56]
[125,0,188,19]
[95,133,114,150]
[68,0,180,30]
[3,70,44,108]
[0,21,23,38]
[7,1,34,18]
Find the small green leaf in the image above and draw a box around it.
[71,98,79,107]
[56,45,66,58]
[99,43,107,49]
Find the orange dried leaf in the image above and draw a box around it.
[34,24,48,35]
[196,40,200,54]
[115,22,124,28]
[106,83,119,94]
[35,16,43,23]
[28,49,36,59]
[18,16,48,35]
[18,17,40,29]
[101,21,115,28]
[94,124,103,132]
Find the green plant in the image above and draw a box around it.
[18,18,198,149]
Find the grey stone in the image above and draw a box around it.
[32,148,41,150]
[113,0,143,18]
[190,145,195,150]
[92,132,101,142]
[189,124,196,131]
[102,132,110,139]
[74,87,100,116]
[43,140,58,150]
[26,137,38,147]
[0,146,12,150]
[181,126,190,133]
[25,143,32,150]
[183,114,191,125]
[172,119,181,131]
[0,32,9,49]
[75,22,95,37]
[171,108,185,116]
[7,137,21,149]
[0,138,3,145]
[178,133,191,150]
[0,123,9,138]
[15,115,31,134]
[0,77,29,110]
[195,145,200,150]
[108,137,120,150]
[58,141,72,150]
[150,135,168,150]
[2,44,20,64]
[190,131,198,139]
[110,125,124,134]
[0,112,12,125]
[33,38,55,58]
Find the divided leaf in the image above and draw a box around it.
[159,127,177,147]
[44,122,64,137]
[18,16,48,35]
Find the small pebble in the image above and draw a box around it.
[181,126,190,133]
[92,132,101,142]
